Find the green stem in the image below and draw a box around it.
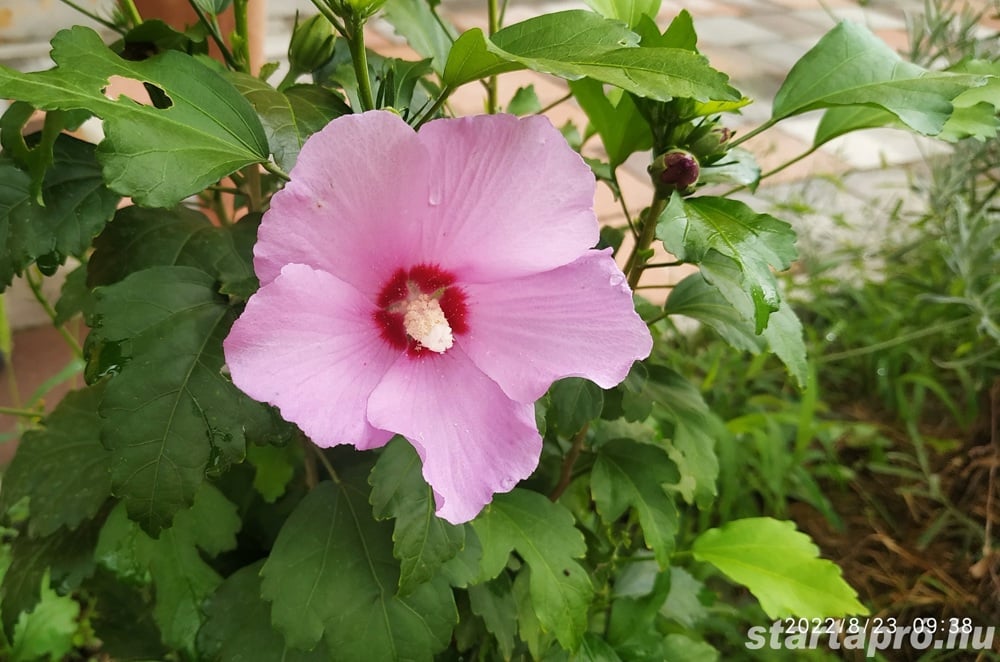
[311,443,341,484]
[549,424,588,501]
[414,85,454,128]
[720,145,820,197]
[307,0,349,38]
[186,0,240,70]
[242,165,263,213]
[486,0,500,113]
[232,0,252,72]
[25,268,83,360]
[624,194,669,290]
[727,118,777,150]
[60,0,125,32]
[538,91,573,115]
[262,160,291,182]
[278,67,301,92]
[118,0,143,26]
[348,17,376,111]
[0,406,43,419]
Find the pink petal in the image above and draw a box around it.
[416,114,599,282]
[224,263,397,450]
[458,251,653,403]
[366,348,541,524]
[253,112,429,291]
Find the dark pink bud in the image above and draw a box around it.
[650,149,700,193]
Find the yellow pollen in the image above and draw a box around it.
[403,294,454,353]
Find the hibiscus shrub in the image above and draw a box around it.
[0,0,991,659]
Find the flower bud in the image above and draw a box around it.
[288,14,337,75]
[321,0,387,21]
[687,124,733,164]
[649,149,700,194]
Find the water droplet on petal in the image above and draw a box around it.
[428,186,442,206]
[609,273,625,287]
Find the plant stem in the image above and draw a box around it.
[728,118,776,150]
[232,0,252,72]
[60,0,125,32]
[623,193,669,290]
[550,423,589,501]
[24,268,83,360]
[186,0,240,70]
[262,161,291,181]
[118,0,143,26]
[348,17,376,111]
[538,91,573,115]
[308,0,349,38]
[311,443,341,484]
[0,406,43,419]
[242,165,263,213]
[414,85,454,128]
[486,0,500,113]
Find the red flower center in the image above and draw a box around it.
[374,264,469,356]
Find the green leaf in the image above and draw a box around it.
[10,571,79,662]
[467,576,517,660]
[0,26,269,207]
[577,632,624,661]
[53,264,92,325]
[549,377,604,435]
[198,561,327,662]
[507,85,542,115]
[664,273,807,386]
[656,194,797,333]
[570,78,652,167]
[247,443,296,504]
[444,11,738,103]
[585,0,661,29]
[592,439,679,568]
[227,74,349,171]
[0,384,110,538]
[193,0,233,13]
[472,489,593,650]
[260,475,456,658]
[0,294,10,361]
[95,484,240,654]
[87,205,255,292]
[643,365,723,506]
[691,517,867,618]
[91,266,269,534]
[662,634,719,662]
[382,0,459,74]
[0,134,119,289]
[772,21,985,134]
[369,438,466,594]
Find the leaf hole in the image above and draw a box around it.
[104,75,174,110]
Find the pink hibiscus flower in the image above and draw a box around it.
[224,110,652,523]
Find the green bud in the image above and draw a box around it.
[288,14,337,75]
[686,123,733,165]
[321,0,388,22]
[649,149,700,195]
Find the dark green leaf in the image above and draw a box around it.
[369,439,466,594]
[691,517,867,618]
[198,561,327,662]
[467,576,517,660]
[91,266,266,533]
[95,485,240,654]
[506,85,542,115]
[53,263,92,325]
[247,443,296,504]
[592,440,679,567]
[472,489,593,650]
[227,74,349,171]
[570,78,652,167]
[0,384,110,538]
[260,475,456,658]
[84,568,167,661]
[88,205,255,294]
[656,194,797,333]
[0,27,268,206]
[9,571,79,662]
[772,21,985,134]
[382,0,459,74]
[444,11,738,103]
[549,377,604,435]
[662,635,719,661]
[0,134,119,289]
[577,632,624,661]
[665,273,765,353]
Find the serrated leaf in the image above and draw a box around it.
[570,78,652,167]
[247,443,296,504]
[10,570,79,662]
[444,11,738,103]
[382,0,459,74]
[656,194,796,333]
[472,489,593,650]
[761,300,807,388]
[91,266,269,534]
[260,474,456,658]
[0,384,110,538]
[1,520,99,637]
[198,561,327,662]
[227,74,349,171]
[691,517,867,618]
[88,205,255,290]
[369,439,465,594]
[643,365,722,506]
[467,576,517,660]
[585,0,661,29]
[0,134,119,289]
[549,377,604,435]
[53,263,92,325]
[94,484,240,655]
[507,85,542,116]
[0,26,269,207]
[772,21,985,134]
[592,439,679,568]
